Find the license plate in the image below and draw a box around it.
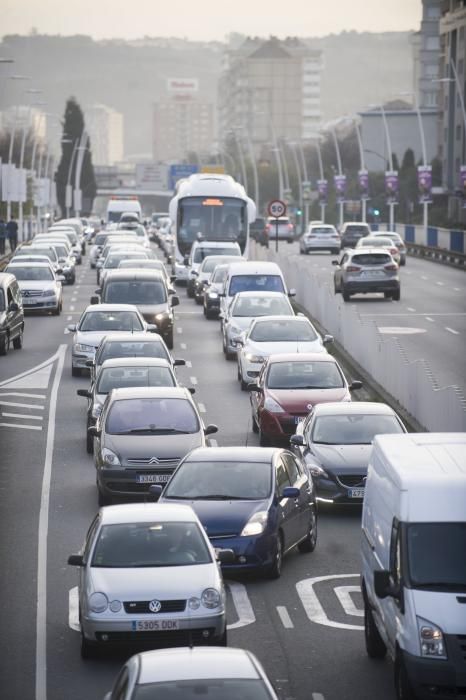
[348,488,365,498]
[132,619,179,631]
[361,271,384,278]
[136,474,170,484]
[294,416,305,424]
[22,298,38,304]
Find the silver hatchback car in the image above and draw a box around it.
[332,248,400,302]
[68,503,231,658]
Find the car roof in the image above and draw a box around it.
[351,248,393,256]
[103,270,165,282]
[98,332,163,344]
[233,290,289,299]
[100,502,199,526]
[266,352,338,363]
[227,261,282,274]
[109,386,191,401]
[137,647,263,684]
[251,314,308,324]
[313,401,396,416]
[359,236,393,243]
[193,240,240,248]
[7,261,53,268]
[184,446,279,463]
[100,357,171,370]
[82,303,142,313]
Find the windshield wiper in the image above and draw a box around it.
[190,494,246,500]
[116,427,187,435]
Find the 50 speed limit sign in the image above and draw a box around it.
[268,199,287,218]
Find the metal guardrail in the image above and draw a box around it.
[407,243,466,269]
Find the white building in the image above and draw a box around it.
[85,104,124,166]
[0,105,47,142]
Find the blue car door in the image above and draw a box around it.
[282,452,312,541]
[275,457,300,549]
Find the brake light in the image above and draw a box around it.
[265,224,272,232]
[288,224,293,231]
[384,263,398,271]
[346,265,361,272]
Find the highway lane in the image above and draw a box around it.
[1,253,397,700]
[259,243,466,394]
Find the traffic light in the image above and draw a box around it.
[296,209,302,216]
[373,208,380,216]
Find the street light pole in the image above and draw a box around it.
[379,103,396,230]
[66,140,78,218]
[297,141,310,229]
[353,121,368,222]
[5,75,31,220]
[399,91,429,239]
[287,142,303,232]
[331,128,344,227]
[315,138,326,222]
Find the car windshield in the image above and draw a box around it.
[27,248,58,262]
[94,234,108,246]
[164,461,272,500]
[212,267,228,283]
[52,245,69,258]
[232,295,291,318]
[79,311,143,332]
[97,366,175,394]
[98,340,169,365]
[200,257,236,273]
[106,397,199,435]
[178,197,247,255]
[360,238,392,247]
[229,275,285,296]
[8,266,54,281]
[267,361,344,389]
[119,260,164,272]
[250,319,317,342]
[345,226,369,234]
[309,227,336,235]
[311,413,404,445]
[91,521,211,568]
[104,280,167,305]
[132,680,272,699]
[193,248,239,263]
[351,254,392,266]
[406,523,466,591]
[105,252,148,268]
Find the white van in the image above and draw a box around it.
[361,433,466,700]
[219,261,293,322]
[185,240,241,298]
[106,199,142,224]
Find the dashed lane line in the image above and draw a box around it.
[185,360,192,368]
[445,327,460,335]
[197,403,206,413]
[177,327,183,334]
[425,317,434,322]
[277,606,294,628]
[180,343,187,350]
[407,307,416,312]
[0,422,42,430]
[436,281,444,286]
[190,376,198,385]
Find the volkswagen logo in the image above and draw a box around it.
[149,599,162,613]
[148,457,160,465]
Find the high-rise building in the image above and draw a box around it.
[218,36,322,149]
[152,78,215,162]
[438,0,466,219]
[85,104,124,166]
[411,0,442,109]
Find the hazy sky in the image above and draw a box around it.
[2,0,422,41]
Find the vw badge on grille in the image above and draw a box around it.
[149,599,162,613]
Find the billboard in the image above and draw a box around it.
[385,170,399,204]
[317,179,328,204]
[333,174,346,203]
[417,165,432,204]
[460,165,466,208]
[169,164,198,190]
[358,170,370,200]
[135,163,168,191]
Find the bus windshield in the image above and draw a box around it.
[178,197,247,255]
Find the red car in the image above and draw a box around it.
[248,353,362,446]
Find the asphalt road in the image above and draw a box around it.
[258,242,466,395]
[0,248,462,700]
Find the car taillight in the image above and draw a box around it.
[266,224,271,232]
[346,265,361,272]
[288,224,293,230]
[384,263,398,271]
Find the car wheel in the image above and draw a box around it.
[240,377,248,391]
[52,303,61,316]
[400,259,406,267]
[0,334,9,355]
[297,508,317,553]
[267,532,283,579]
[364,602,387,659]
[72,366,81,377]
[342,288,351,302]
[205,310,215,320]
[203,305,207,317]
[195,295,203,305]
[392,289,401,301]
[394,654,417,700]
[259,425,270,447]
[251,411,259,434]
[186,285,194,299]
[165,330,174,350]
[86,429,93,455]
[13,331,23,350]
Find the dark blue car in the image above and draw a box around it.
[158,446,317,578]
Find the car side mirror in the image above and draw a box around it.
[204,424,218,436]
[77,389,91,398]
[187,387,196,395]
[8,302,19,313]
[170,275,176,282]
[281,486,300,499]
[216,548,235,565]
[148,484,163,501]
[332,260,339,266]
[234,339,244,347]
[67,324,77,332]
[323,334,334,345]
[247,382,260,392]
[56,268,63,275]
[87,426,100,437]
[90,295,99,305]
[170,295,180,307]
[350,380,363,390]
[290,434,305,447]
[67,554,84,567]
[288,288,296,297]
[174,358,186,367]
[146,323,157,333]
[191,270,198,277]
[374,570,399,600]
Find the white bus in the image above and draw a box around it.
[168,174,256,282]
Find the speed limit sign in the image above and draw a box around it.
[268,199,287,218]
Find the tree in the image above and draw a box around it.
[55,97,96,216]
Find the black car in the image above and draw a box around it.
[249,217,268,247]
[339,222,371,248]
[0,272,24,355]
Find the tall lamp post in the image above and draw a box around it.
[5,75,31,220]
[232,128,248,193]
[399,91,429,239]
[378,103,397,230]
[331,128,345,227]
[287,141,303,232]
[315,138,326,222]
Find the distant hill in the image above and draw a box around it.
[0,32,413,158]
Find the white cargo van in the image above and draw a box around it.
[106,199,142,224]
[361,433,466,700]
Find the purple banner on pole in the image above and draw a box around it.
[317,179,328,204]
[333,174,346,203]
[385,170,399,205]
[418,165,432,204]
[460,166,466,208]
[358,169,369,200]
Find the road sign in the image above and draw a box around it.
[268,199,287,218]
[169,164,198,190]
[135,163,168,191]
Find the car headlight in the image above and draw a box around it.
[208,292,218,299]
[417,617,447,659]
[309,464,329,479]
[264,396,285,413]
[229,324,243,335]
[201,588,221,609]
[42,289,57,297]
[240,510,268,537]
[245,353,265,364]
[155,312,168,321]
[101,447,120,467]
[109,599,122,613]
[89,592,108,613]
[188,596,200,610]
[74,343,95,353]
[91,403,103,419]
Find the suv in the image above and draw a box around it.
[339,222,371,248]
[333,248,400,301]
[0,273,24,355]
[186,240,241,298]
[266,217,295,243]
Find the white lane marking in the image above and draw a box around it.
[36,344,67,700]
[209,438,218,447]
[190,376,198,385]
[334,586,363,617]
[296,574,363,631]
[454,287,461,292]
[407,307,416,312]
[69,586,80,632]
[436,281,444,286]
[63,328,70,335]
[185,360,192,368]
[197,403,206,413]
[425,317,434,322]
[2,412,43,420]
[421,276,428,280]
[0,360,53,390]
[0,400,45,409]
[277,606,294,628]
[0,422,42,430]
[69,305,75,311]
[378,327,426,335]
[180,343,187,350]
[0,392,46,399]
[312,694,326,700]
[362,312,466,317]
[67,315,72,321]
[227,581,256,630]
[445,327,460,335]
[176,327,183,334]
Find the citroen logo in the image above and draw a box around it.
[148,457,160,465]
[149,599,162,613]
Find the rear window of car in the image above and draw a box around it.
[97,366,175,394]
[99,340,169,364]
[250,319,317,342]
[94,234,108,246]
[351,254,392,266]
[229,274,285,295]
[310,227,337,235]
[103,280,167,305]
